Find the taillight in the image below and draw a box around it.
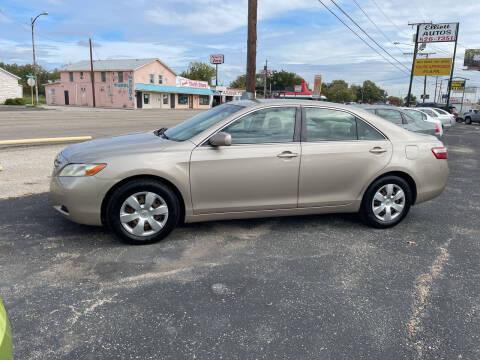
[435,124,440,133]
[432,147,447,159]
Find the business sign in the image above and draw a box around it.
[421,94,430,99]
[418,23,457,43]
[313,75,322,96]
[450,81,465,91]
[413,58,452,76]
[294,85,302,92]
[260,69,271,75]
[463,49,480,68]
[223,88,244,96]
[464,86,477,94]
[210,54,224,64]
[176,76,209,89]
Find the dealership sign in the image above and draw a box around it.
[464,49,480,68]
[176,76,209,89]
[450,81,465,91]
[210,54,224,64]
[418,23,457,43]
[413,58,452,76]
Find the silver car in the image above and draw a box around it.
[51,100,449,244]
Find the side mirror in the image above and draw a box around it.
[209,132,232,146]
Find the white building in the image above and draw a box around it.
[0,67,23,104]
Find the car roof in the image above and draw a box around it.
[228,99,358,111]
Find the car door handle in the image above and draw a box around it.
[277,151,298,158]
[369,147,387,154]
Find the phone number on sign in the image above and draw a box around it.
[419,36,455,42]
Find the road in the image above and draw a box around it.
[0,124,479,359]
[0,108,203,141]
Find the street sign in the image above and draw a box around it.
[420,94,430,99]
[260,69,271,75]
[27,77,36,86]
[413,58,452,76]
[313,75,322,96]
[450,81,465,91]
[210,54,224,64]
[418,23,458,43]
[26,73,35,78]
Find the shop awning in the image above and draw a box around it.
[136,83,213,95]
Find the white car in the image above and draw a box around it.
[431,108,456,127]
[416,107,452,130]
[402,108,443,136]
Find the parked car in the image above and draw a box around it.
[0,299,13,360]
[430,107,456,127]
[402,108,443,136]
[416,107,453,129]
[51,100,448,244]
[358,105,438,136]
[463,109,480,124]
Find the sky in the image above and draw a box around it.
[1,0,480,100]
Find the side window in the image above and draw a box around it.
[223,107,296,144]
[356,119,385,140]
[376,109,403,124]
[304,108,356,141]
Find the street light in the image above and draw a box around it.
[31,12,48,105]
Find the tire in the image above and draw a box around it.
[106,179,181,244]
[465,117,472,125]
[359,175,413,228]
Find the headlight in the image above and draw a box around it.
[58,164,106,177]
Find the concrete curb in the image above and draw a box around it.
[0,136,92,146]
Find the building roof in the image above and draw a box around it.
[62,58,176,74]
[136,83,213,95]
[0,67,20,80]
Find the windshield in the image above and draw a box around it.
[164,104,244,141]
[420,108,438,117]
[405,110,425,121]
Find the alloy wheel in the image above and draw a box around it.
[371,184,405,222]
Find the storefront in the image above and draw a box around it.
[211,86,244,106]
[135,84,212,109]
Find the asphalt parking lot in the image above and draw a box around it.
[0,123,479,359]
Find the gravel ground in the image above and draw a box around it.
[0,124,479,360]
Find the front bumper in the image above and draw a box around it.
[50,175,112,226]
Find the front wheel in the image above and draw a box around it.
[465,117,472,125]
[106,179,181,244]
[360,176,413,228]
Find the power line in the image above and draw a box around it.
[329,0,411,72]
[369,0,410,36]
[316,0,410,76]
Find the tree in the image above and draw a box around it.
[180,62,216,85]
[323,80,355,103]
[404,94,417,105]
[0,62,60,96]
[387,96,402,105]
[269,70,303,91]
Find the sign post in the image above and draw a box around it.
[26,73,35,105]
[210,54,224,87]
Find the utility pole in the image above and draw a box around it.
[89,38,96,107]
[445,23,459,112]
[406,23,420,107]
[244,0,257,99]
[31,12,48,105]
[434,76,438,104]
[263,59,268,98]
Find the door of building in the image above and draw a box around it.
[64,90,69,105]
[136,92,142,108]
[170,94,175,108]
[189,95,193,109]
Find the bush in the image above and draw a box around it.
[4,98,26,105]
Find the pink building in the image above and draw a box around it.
[44,58,212,109]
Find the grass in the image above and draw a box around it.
[23,94,46,105]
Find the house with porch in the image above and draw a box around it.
[44,58,213,109]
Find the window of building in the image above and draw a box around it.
[199,95,209,105]
[158,75,163,84]
[222,107,296,144]
[80,72,83,80]
[178,94,188,105]
[101,72,106,82]
[149,74,154,84]
[304,108,357,141]
[118,72,123,83]
[162,94,169,105]
[69,72,73,82]
[143,93,150,104]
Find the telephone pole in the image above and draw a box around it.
[263,59,268,98]
[31,12,48,105]
[89,38,96,107]
[244,0,257,99]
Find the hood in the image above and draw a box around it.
[61,132,170,163]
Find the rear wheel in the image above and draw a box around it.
[106,179,180,244]
[360,176,412,228]
[465,117,472,125]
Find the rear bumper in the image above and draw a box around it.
[415,159,449,204]
[50,176,112,226]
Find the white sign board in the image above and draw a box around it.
[418,23,457,43]
[27,77,36,86]
[294,85,302,92]
[176,76,209,89]
[210,54,224,64]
